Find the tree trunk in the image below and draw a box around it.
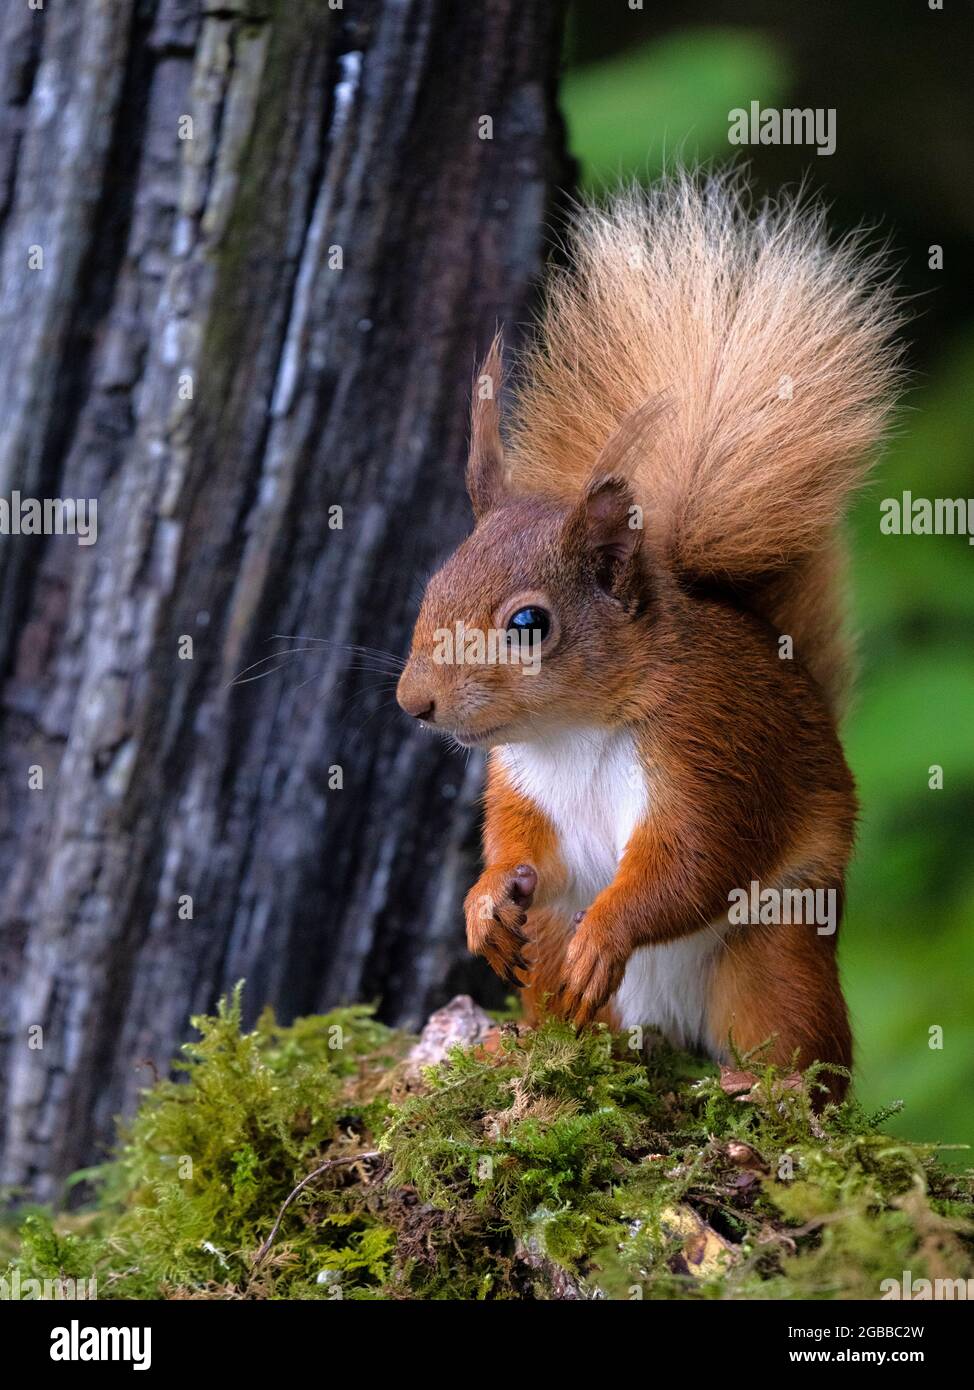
[0,0,569,1200]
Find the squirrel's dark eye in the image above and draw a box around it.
[507,606,551,642]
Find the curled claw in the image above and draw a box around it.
[569,992,604,1029]
[499,946,531,989]
[506,908,528,939]
[465,864,538,989]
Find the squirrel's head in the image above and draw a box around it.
[397,338,656,748]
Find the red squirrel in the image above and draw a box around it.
[397,174,902,1097]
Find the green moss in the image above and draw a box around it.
[4,990,972,1300]
[3,987,407,1300]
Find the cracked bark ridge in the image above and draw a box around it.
[0,0,570,1198]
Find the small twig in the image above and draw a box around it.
[252,1151,380,1269]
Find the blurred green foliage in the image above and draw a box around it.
[846,333,974,1153]
[562,28,789,189]
[562,13,974,1153]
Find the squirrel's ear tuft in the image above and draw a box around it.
[592,397,662,478]
[563,399,660,600]
[566,474,644,603]
[466,333,507,520]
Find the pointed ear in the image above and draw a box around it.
[466,332,507,520]
[591,396,662,477]
[567,474,644,599]
[564,398,661,601]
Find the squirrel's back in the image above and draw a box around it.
[506,171,903,712]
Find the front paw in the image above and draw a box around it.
[559,910,627,1027]
[464,864,537,987]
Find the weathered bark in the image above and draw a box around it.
[0,0,569,1199]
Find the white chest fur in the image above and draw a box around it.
[498,728,721,1050]
[500,728,647,914]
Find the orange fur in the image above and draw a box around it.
[399,171,903,1104]
[507,173,903,712]
[708,919,852,1097]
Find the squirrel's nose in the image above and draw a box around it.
[398,691,436,723]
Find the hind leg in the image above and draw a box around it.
[706,916,852,1103]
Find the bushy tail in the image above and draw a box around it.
[507,171,904,712]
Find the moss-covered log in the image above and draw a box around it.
[3,990,971,1300]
